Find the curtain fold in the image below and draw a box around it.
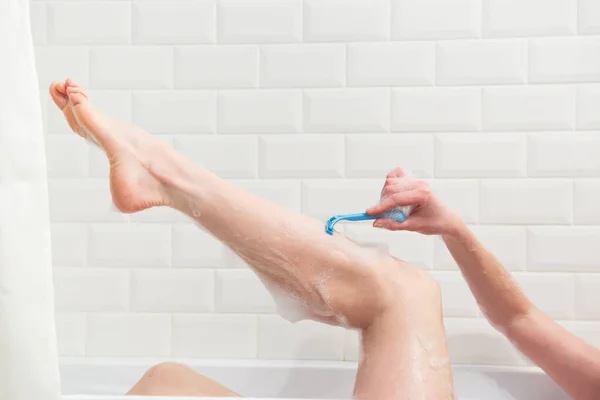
[0,0,61,398]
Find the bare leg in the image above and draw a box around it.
[50,80,454,400]
[126,363,240,397]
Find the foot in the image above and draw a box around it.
[49,79,170,213]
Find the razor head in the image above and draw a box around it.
[325,215,340,235]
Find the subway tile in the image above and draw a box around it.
[48,2,130,44]
[435,237,458,270]
[127,207,188,224]
[215,270,276,313]
[304,0,389,42]
[172,224,229,268]
[483,86,576,131]
[258,316,344,360]
[484,0,576,37]
[34,46,89,90]
[436,227,527,272]
[575,180,600,224]
[218,90,301,133]
[55,313,86,357]
[431,272,479,317]
[217,1,302,43]
[53,267,129,312]
[348,42,434,87]
[528,133,600,177]
[515,273,575,319]
[580,0,600,34]
[345,134,434,178]
[231,180,302,212]
[133,1,215,44]
[428,180,480,224]
[29,2,46,45]
[392,88,481,132]
[344,329,361,361]
[575,274,600,319]
[45,135,89,178]
[86,313,171,357]
[578,85,600,129]
[175,46,258,89]
[445,318,526,366]
[172,314,257,358]
[392,0,481,39]
[132,91,216,134]
[173,136,258,178]
[343,226,435,270]
[567,322,600,349]
[436,134,526,178]
[90,47,173,89]
[528,227,600,272]
[51,223,87,267]
[530,37,600,83]
[259,135,344,178]
[48,179,127,223]
[469,226,527,271]
[131,269,214,312]
[436,40,527,85]
[88,223,171,268]
[260,44,345,88]
[88,90,133,121]
[304,89,389,133]
[480,180,572,224]
[302,180,382,221]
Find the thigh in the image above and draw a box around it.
[126,362,241,397]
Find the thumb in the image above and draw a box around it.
[373,217,421,232]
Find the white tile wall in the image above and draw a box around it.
[32,0,600,366]
[305,0,390,42]
[483,0,576,38]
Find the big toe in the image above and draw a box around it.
[49,81,68,109]
[67,86,88,107]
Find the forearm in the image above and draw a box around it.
[444,223,600,399]
[442,223,533,329]
[509,310,600,399]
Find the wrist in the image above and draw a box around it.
[440,214,467,240]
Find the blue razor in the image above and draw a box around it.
[325,208,408,235]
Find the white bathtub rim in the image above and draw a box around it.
[59,357,545,375]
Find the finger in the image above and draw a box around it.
[386,168,407,180]
[367,188,430,215]
[373,218,412,231]
[373,218,417,232]
[381,181,421,197]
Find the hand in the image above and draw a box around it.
[366,168,463,236]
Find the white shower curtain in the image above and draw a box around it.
[0,0,61,399]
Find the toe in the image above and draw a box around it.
[66,84,89,100]
[65,78,82,89]
[49,81,68,109]
[68,91,87,107]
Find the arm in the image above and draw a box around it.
[444,226,600,400]
[368,168,600,400]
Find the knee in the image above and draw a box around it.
[384,260,441,305]
[128,362,192,395]
[330,259,441,330]
[141,362,190,381]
